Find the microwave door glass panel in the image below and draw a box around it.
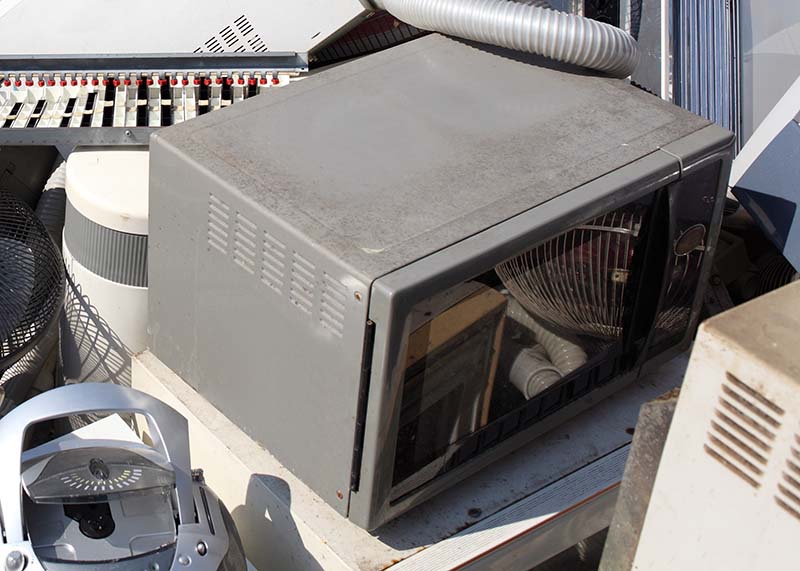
[391,200,652,497]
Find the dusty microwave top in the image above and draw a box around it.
[153,33,716,281]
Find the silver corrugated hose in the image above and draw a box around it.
[373,0,639,77]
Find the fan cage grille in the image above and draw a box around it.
[0,191,64,371]
[496,205,646,340]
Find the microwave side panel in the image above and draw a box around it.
[147,134,371,516]
[349,149,689,530]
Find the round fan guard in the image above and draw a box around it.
[0,191,64,372]
[496,206,646,340]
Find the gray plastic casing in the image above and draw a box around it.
[148,34,734,529]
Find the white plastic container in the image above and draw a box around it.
[61,148,149,386]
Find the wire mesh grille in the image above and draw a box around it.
[0,190,64,371]
[496,206,645,339]
[655,249,704,336]
[756,255,799,297]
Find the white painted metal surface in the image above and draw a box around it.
[739,0,800,144]
[133,352,688,570]
[0,0,367,55]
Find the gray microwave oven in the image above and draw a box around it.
[148,34,734,529]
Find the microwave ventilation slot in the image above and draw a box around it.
[496,205,644,339]
[233,213,258,275]
[320,273,347,338]
[204,193,349,336]
[207,194,231,255]
[289,252,316,316]
[705,372,784,488]
[261,231,287,295]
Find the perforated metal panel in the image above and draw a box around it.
[194,14,269,54]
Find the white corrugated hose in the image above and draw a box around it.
[507,298,588,375]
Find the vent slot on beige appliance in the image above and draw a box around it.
[776,436,800,522]
[704,373,784,488]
